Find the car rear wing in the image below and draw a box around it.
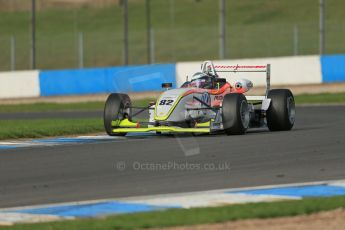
[201,61,271,98]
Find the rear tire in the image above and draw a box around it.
[222,93,249,135]
[266,89,295,131]
[104,93,131,136]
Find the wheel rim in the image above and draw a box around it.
[287,96,296,124]
[240,100,250,129]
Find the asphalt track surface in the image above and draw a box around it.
[0,105,344,208]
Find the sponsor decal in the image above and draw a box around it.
[159,99,174,106]
[214,95,223,100]
[201,92,211,106]
[235,82,242,90]
[215,65,266,69]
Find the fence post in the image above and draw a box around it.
[319,0,325,54]
[219,0,226,59]
[169,0,176,61]
[146,0,152,64]
[31,0,36,69]
[293,25,299,56]
[78,32,84,69]
[123,0,129,66]
[10,36,16,71]
[150,28,155,64]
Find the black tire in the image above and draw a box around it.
[267,89,295,131]
[222,93,250,135]
[104,93,131,136]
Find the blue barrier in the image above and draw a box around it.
[321,54,345,83]
[39,64,176,96]
[34,55,345,97]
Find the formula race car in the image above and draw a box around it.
[104,61,295,135]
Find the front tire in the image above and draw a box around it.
[104,93,131,136]
[266,89,295,131]
[222,93,250,135]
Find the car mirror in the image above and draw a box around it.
[162,83,173,90]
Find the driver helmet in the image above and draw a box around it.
[190,72,214,88]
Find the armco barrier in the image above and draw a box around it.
[39,64,176,96]
[0,70,40,98]
[321,54,345,83]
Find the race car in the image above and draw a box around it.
[103,61,295,135]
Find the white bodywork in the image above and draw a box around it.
[149,61,272,131]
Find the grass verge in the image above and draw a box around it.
[0,99,153,113]
[0,118,103,139]
[294,92,345,104]
[2,196,345,230]
[0,99,152,139]
[0,102,105,113]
